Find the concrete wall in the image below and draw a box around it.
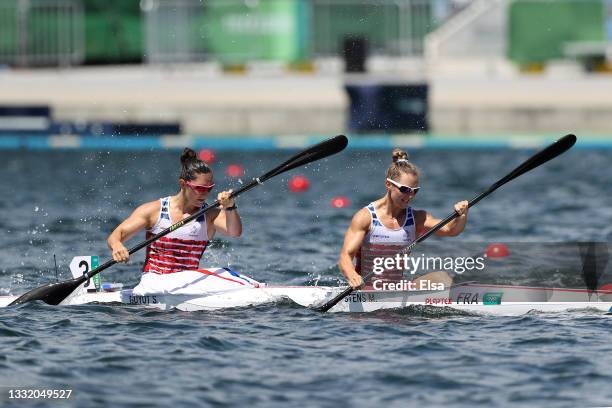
[2,66,612,135]
[431,76,612,134]
[0,67,348,136]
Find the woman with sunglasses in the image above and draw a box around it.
[339,148,469,289]
[107,148,261,295]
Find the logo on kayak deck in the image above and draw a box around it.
[129,295,158,305]
[483,292,503,305]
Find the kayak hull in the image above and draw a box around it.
[3,282,612,315]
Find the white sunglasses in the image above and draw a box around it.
[386,178,420,195]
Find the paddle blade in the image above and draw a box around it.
[8,277,84,306]
[260,135,348,181]
[312,285,354,312]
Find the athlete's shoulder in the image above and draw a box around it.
[133,199,162,218]
[351,207,372,230]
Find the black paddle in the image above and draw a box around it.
[10,135,349,306]
[313,134,577,312]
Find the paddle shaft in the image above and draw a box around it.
[313,134,577,312]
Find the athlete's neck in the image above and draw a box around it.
[379,196,406,219]
[173,192,199,215]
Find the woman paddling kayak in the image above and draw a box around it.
[107,148,261,295]
[339,148,469,289]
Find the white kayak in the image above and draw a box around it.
[3,281,612,315]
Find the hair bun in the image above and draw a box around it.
[392,148,409,163]
[181,148,198,165]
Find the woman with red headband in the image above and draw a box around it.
[339,148,469,289]
[107,148,260,295]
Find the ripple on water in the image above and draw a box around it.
[14,338,42,351]
[0,321,32,338]
[194,335,235,351]
[2,150,612,407]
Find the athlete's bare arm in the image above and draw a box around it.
[107,200,160,263]
[338,208,371,289]
[210,190,242,237]
[414,201,469,237]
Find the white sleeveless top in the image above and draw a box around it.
[143,196,209,274]
[357,202,416,283]
[364,202,416,244]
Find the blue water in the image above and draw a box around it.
[1,147,612,407]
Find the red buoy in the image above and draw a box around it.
[598,284,612,293]
[225,164,245,178]
[485,243,510,258]
[288,175,310,192]
[198,149,216,164]
[330,196,351,208]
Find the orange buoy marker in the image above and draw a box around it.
[330,196,351,208]
[198,149,216,164]
[485,243,510,258]
[288,175,310,192]
[225,164,245,178]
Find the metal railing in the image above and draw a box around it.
[143,0,309,64]
[142,0,209,63]
[425,0,507,60]
[0,0,461,66]
[310,0,437,57]
[0,0,84,67]
[142,0,447,64]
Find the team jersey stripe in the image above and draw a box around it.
[150,240,207,251]
[144,263,198,274]
[147,257,200,267]
[148,244,206,256]
[156,236,208,245]
[144,265,175,274]
[147,253,202,263]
